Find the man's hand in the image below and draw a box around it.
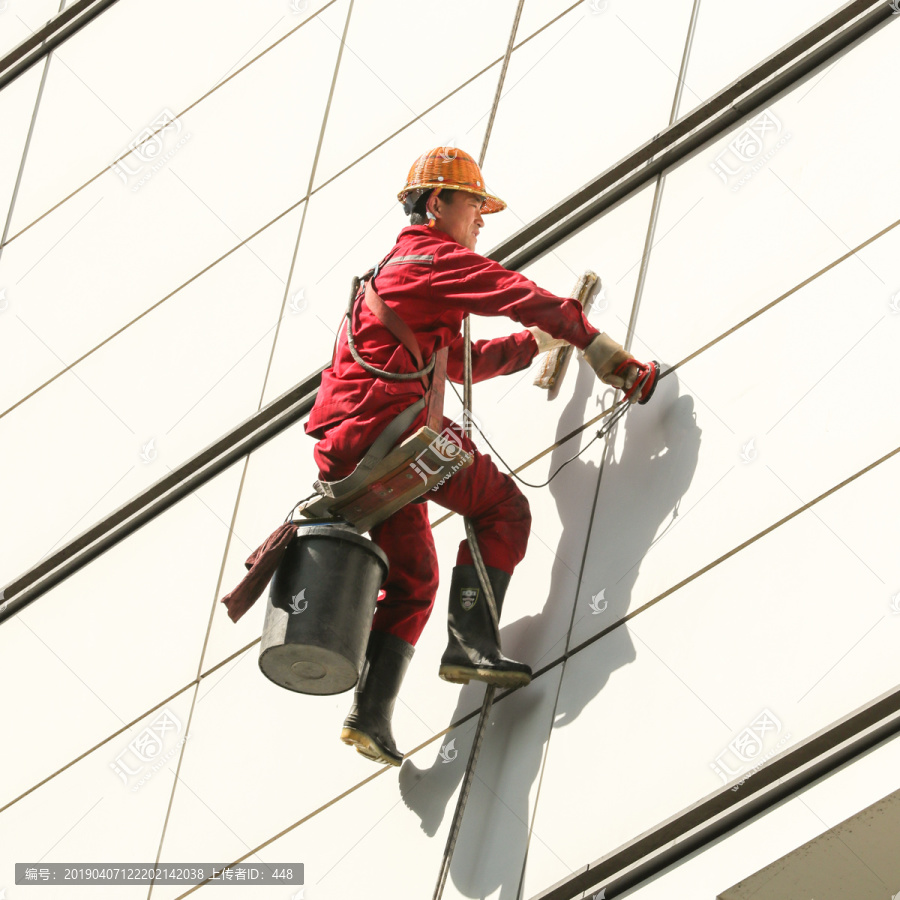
[582,333,638,390]
[583,334,659,403]
[528,326,568,354]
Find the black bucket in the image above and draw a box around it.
[258,523,389,695]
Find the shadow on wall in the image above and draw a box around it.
[398,360,702,899]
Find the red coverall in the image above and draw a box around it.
[305,225,600,645]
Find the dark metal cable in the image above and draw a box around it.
[447,375,644,490]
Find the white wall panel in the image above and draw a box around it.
[4,6,897,898]
[570,222,900,651]
[312,0,518,191]
[154,667,563,900]
[14,0,347,239]
[202,417,327,672]
[565,368,709,652]
[680,0,852,115]
[0,0,61,56]
[484,0,694,249]
[0,207,302,585]
[0,462,241,807]
[636,20,900,369]
[517,0,580,43]
[0,172,260,416]
[6,0,340,234]
[523,450,900,897]
[260,69,500,406]
[623,732,900,899]
[433,668,563,900]
[149,652,450,899]
[147,646,407,900]
[0,64,41,230]
[0,692,193,899]
[453,181,655,488]
[407,431,606,731]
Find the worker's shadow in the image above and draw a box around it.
[399,360,701,899]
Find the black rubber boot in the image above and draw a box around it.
[439,565,532,688]
[341,630,414,767]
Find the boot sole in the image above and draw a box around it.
[340,727,403,767]
[439,665,532,688]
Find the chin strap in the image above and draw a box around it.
[614,358,660,405]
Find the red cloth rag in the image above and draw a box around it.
[220,522,298,623]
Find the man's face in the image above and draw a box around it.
[430,191,486,250]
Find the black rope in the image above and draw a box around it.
[447,376,640,489]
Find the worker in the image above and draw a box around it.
[304,147,654,767]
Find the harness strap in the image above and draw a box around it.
[364,280,430,387]
[344,250,437,386]
[314,394,427,498]
[314,253,444,503]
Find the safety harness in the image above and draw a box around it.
[294,253,472,532]
[345,251,437,387]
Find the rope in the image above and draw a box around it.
[433,317,504,900]
[432,527,498,900]
[447,368,653,490]
[433,332,655,895]
[432,8,527,894]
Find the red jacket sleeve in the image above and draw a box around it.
[429,242,600,350]
[446,329,538,383]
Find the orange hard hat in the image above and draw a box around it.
[398,147,506,214]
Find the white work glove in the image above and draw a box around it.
[582,333,639,391]
[527,326,568,354]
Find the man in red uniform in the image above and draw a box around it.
[304,148,651,766]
